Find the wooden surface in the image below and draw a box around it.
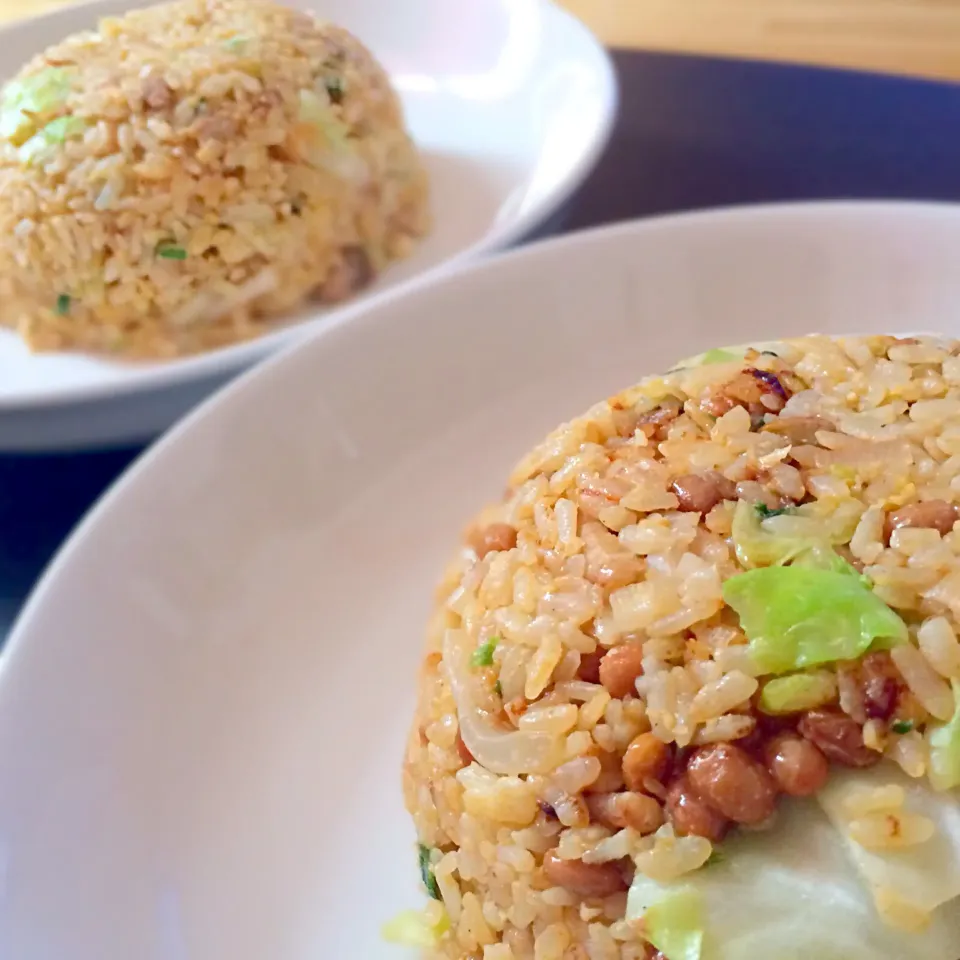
[559,0,960,80]
[0,0,65,23]
[0,0,958,81]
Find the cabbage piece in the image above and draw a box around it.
[730,498,860,571]
[676,342,793,371]
[795,547,867,579]
[0,67,72,145]
[627,778,960,960]
[731,499,865,574]
[730,499,821,568]
[36,114,85,143]
[928,681,960,791]
[296,87,362,179]
[381,906,450,948]
[701,348,741,365]
[722,565,907,674]
[677,346,746,368]
[627,881,703,960]
[817,764,960,914]
[298,87,338,126]
[759,671,837,714]
[18,115,87,164]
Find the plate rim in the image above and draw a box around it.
[5,199,960,956]
[0,0,618,411]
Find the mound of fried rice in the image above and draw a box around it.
[0,0,429,357]
[401,335,960,959]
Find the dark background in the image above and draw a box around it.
[2,48,959,634]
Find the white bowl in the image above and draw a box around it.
[0,0,616,450]
[4,202,960,959]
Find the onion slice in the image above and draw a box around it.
[442,629,564,776]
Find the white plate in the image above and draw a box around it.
[0,0,616,450]
[4,202,960,959]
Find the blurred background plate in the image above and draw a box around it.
[2,202,960,960]
[0,0,616,450]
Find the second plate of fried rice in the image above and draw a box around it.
[0,0,615,449]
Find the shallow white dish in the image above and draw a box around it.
[0,0,615,451]
[5,202,960,959]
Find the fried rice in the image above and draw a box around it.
[399,334,960,959]
[0,0,429,357]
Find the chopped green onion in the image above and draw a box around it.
[55,293,70,315]
[470,638,498,668]
[324,75,345,103]
[891,719,914,735]
[418,843,441,900]
[223,35,250,51]
[156,242,187,260]
[754,502,791,520]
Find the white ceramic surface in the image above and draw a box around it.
[5,203,960,959]
[0,0,616,450]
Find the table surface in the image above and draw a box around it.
[3,47,960,637]
[559,0,960,82]
[2,0,960,80]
